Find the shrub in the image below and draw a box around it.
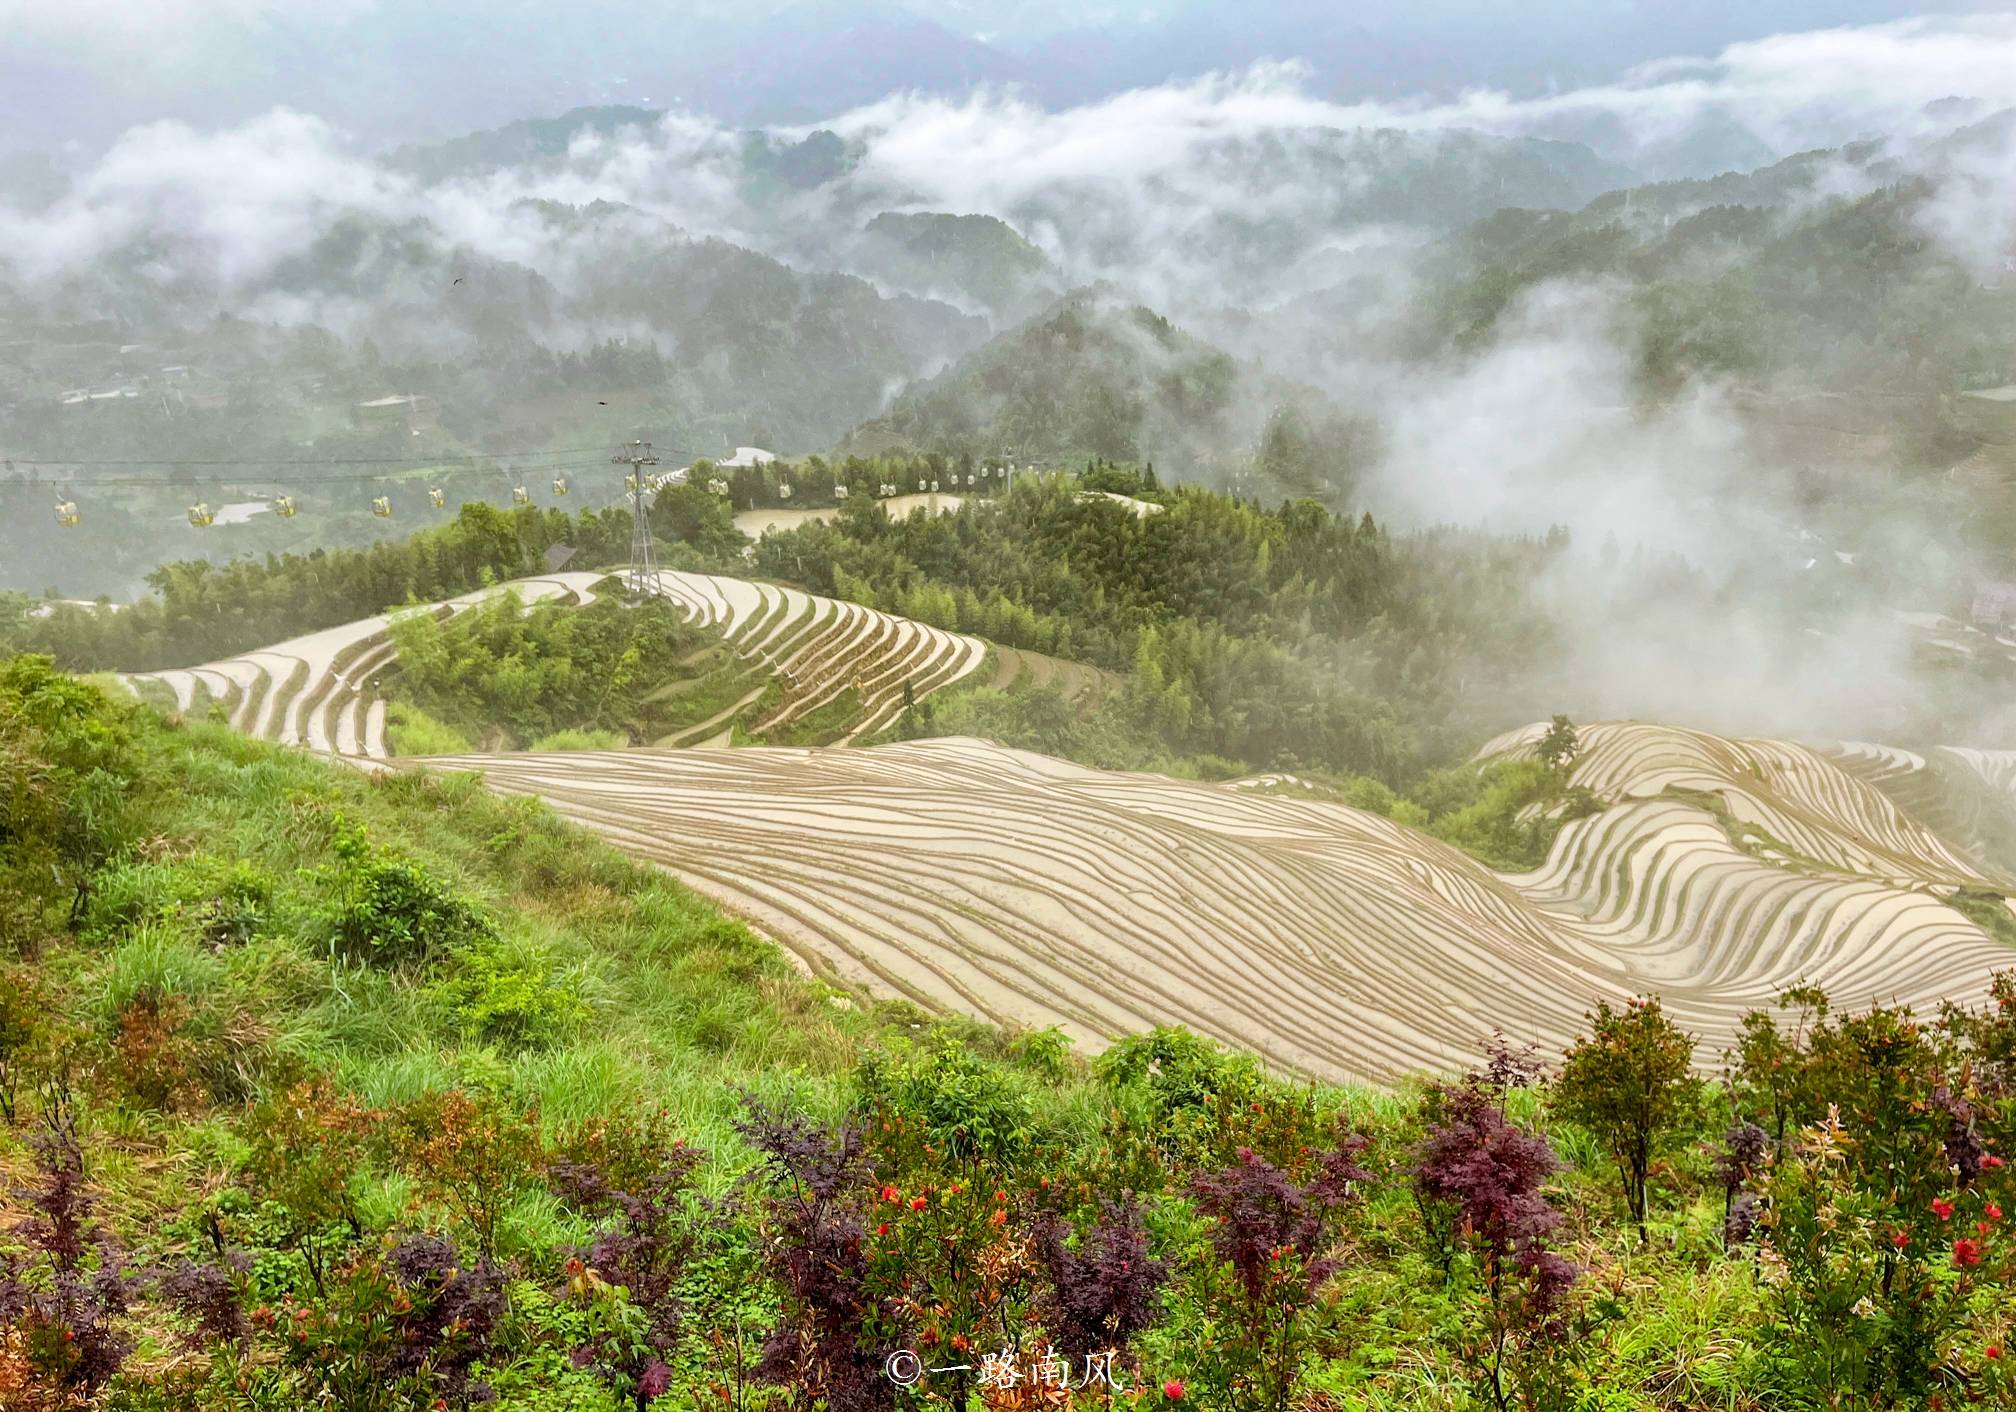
[1183,1138,1369,1412]
[856,1035,1038,1167]
[735,1100,898,1412]
[1038,1198,1169,1374]
[0,657,144,941]
[1552,995,1702,1240]
[0,1088,135,1399]
[550,1120,707,1411]
[1096,1026,1265,1146]
[1413,1050,1580,1412]
[1747,992,2009,1406]
[158,1253,253,1350]
[323,820,496,967]
[243,1079,382,1297]
[109,989,200,1112]
[392,1088,544,1261]
[276,1235,506,1411]
[434,937,588,1051]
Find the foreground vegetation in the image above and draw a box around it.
[7,662,2016,1410]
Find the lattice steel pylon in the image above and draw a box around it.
[613,440,662,596]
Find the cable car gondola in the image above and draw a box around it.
[428,487,446,508]
[551,476,569,497]
[271,495,297,518]
[54,501,79,527]
[511,485,531,506]
[371,496,393,518]
[187,503,215,528]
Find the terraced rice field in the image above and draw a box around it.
[1825,740,2016,883]
[118,579,2016,1082]
[117,574,608,760]
[733,493,963,539]
[639,569,986,747]
[417,724,2016,1084]
[117,567,991,758]
[987,645,1119,709]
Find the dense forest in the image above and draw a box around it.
[0,503,635,673]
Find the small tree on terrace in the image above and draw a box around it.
[1535,714,1579,770]
[1553,996,1701,1242]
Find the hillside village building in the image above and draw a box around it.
[352,393,440,435]
[1974,581,2016,634]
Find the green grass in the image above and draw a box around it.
[384,699,474,755]
[761,687,863,745]
[527,727,629,751]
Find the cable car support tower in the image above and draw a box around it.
[613,440,661,597]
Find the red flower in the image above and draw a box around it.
[1933,1198,1955,1221]
[993,1189,1007,1203]
[1893,1231,1912,1249]
[1985,1155,2006,1169]
[1163,1381,1185,1400]
[880,1185,900,1203]
[1988,1203,2004,1222]
[1990,1346,2003,1360]
[1954,1238,1984,1268]
[910,1196,928,1211]
[876,1223,889,1236]
[989,1208,1007,1227]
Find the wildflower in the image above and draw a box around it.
[876,1224,889,1237]
[881,1185,900,1203]
[1852,1297,1876,1317]
[1893,1231,1912,1249]
[1955,1238,1983,1268]
[1933,1198,1955,1221]
[1986,1155,2007,1169]
[1990,1347,2003,1360]
[1163,1381,1185,1400]
[994,1189,1007,1203]
[1989,1203,2004,1222]
[910,1196,928,1211]
[990,1208,1007,1227]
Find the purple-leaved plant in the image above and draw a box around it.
[1714,1121,1770,1251]
[1185,1136,1371,1412]
[0,1086,135,1396]
[735,1099,898,1412]
[1037,1197,1169,1370]
[158,1252,253,1349]
[551,1137,707,1411]
[1412,1054,1580,1412]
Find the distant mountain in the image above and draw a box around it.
[0,199,991,475]
[847,212,1061,321]
[1410,146,2016,412]
[839,290,1331,478]
[384,106,667,184]
[554,211,988,449]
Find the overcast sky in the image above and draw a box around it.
[2,1,2006,156]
